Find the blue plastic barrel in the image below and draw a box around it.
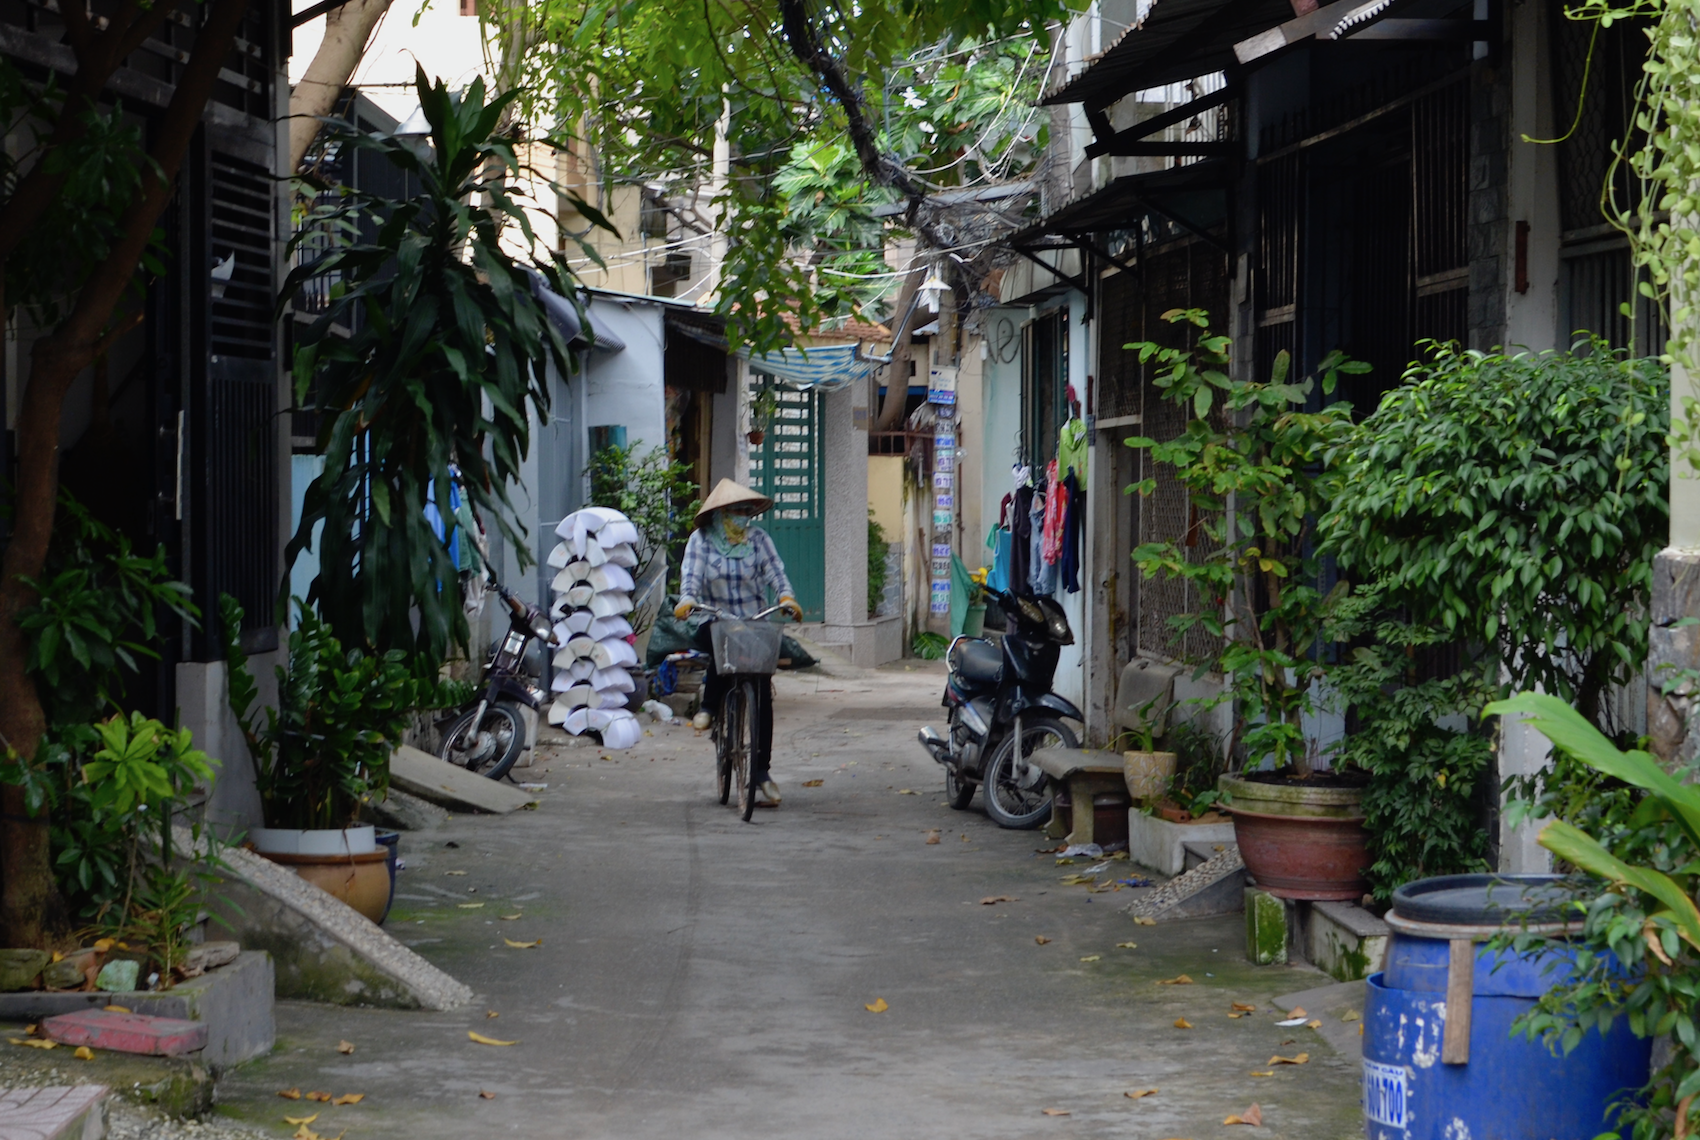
[1363,875,1650,1140]
[374,829,400,925]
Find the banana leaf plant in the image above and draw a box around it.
[283,66,611,669]
[1484,691,1700,953]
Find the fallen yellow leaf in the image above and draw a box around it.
[1249,1071,1274,1078]
[980,895,1018,905]
[337,1040,355,1054]
[925,832,941,845]
[331,1093,364,1105]
[469,1032,518,1046]
[1159,974,1194,985]
[1041,1108,1071,1116]
[1079,955,1101,962]
[802,780,824,787]
[103,1005,131,1014]
[92,937,116,952]
[1035,935,1051,945]
[1116,941,1139,949]
[1125,1088,1158,1099]
[1268,1053,1309,1065]
[486,1011,499,1019]
[73,1046,94,1061]
[479,1090,496,1100]
[864,998,889,1013]
[1174,1018,1193,1029]
[306,1091,332,1102]
[1228,1012,1244,1019]
[1306,1019,1321,1029]
[1133,915,1156,926]
[16,1038,56,1049]
[284,1114,319,1126]
[1341,1009,1361,1022]
[504,938,542,949]
[897,789,918,795]
[457,902,485,909]
[499,913,523,920]
[1224,1103,1264,1126]
[1231,1002,1258,1012]
[278,1089,303,1100]
[1287,1006,1307,1018]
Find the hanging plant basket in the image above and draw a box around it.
[747,429,765,445]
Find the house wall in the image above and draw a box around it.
[869,456,905,538]
[1504,0,1563,352]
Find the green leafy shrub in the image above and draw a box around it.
[585,441,702,594]
[1164,718,1229,817]
[221,596,421,832]
[1124,308,1364,774]
[1321,341,1668,731]
[912,631,948,659]
[1328,603,1496,900]
[868,515,890,617]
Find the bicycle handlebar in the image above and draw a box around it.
[688,602,797,623]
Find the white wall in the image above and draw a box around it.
[1504,0,1562,352]
[580,295,668,464]
[978,307,1026,544]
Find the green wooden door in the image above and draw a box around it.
[750,384,826,620]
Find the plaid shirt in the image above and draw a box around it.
[679,526,794,618]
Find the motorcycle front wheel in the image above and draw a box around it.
[439,700,527,780]
[982,715,1075,829]
[944,766,976,810]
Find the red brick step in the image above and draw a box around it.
[40,1009,208,1056]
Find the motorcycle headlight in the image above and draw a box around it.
[1037,597,1073,645]
[1016,597,1046,626]
[530,613,554,642]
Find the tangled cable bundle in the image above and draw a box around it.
[545,507,644,749]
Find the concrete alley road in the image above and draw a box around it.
[217,659,1363,1139]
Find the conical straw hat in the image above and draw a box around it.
[694,479,773,527]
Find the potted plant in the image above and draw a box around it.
[747,385,779,445]
[1115,697,1177,803]
[221,596,420,922]
[1125,309,1371,900]
[963,566,989,637]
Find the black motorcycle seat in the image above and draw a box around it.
[953,638,1003,685]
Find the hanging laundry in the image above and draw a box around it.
[1057,417,1089,483]
[1029,481,1057,595]
[1041,460,1068,566]
[1010,484,1035,593]
[1061,469,1085,594]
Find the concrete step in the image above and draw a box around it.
[41,1010,207,1058]
[1182,838,1233,870]
[0,1085,109,1140]
[1245,888,1390,981]
[1124,845,1246,921]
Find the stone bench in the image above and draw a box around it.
[1031,659,1182,846]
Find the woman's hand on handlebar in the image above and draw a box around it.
[673,599,695,621]
[778,595,803,622]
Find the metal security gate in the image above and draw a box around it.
[749,383,825,620]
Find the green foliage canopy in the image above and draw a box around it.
[1320,342,1668,730]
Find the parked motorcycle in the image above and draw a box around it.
[917,589,1082,828]
[438,582,555,780]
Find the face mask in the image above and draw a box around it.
[720,511,750,545]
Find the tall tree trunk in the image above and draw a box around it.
[0,0,252,949]
[288,0,395,173]
[875,264,927,431]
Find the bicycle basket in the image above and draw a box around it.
[709,619,784,675]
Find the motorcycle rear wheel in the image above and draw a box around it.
[439,700,527,780]
[944,766,976,810]
[982,714,1075,829]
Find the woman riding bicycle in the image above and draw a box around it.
[674,479,803,805]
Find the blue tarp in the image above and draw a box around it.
[739,343,880,392]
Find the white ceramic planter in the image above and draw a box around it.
[250,825,376,857]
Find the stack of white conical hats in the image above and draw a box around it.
[546,506,644,750]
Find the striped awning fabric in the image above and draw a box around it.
[738,344,880,391]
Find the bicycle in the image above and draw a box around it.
[667,602,794,821]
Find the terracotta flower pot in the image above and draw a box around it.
[260,850,392,923]
[1219,773,1370,900]
[747,429,765,445]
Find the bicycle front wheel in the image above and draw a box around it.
[719,682,752,815]
[735,681,760,822]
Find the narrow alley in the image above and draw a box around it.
[213,661,1361,1139]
